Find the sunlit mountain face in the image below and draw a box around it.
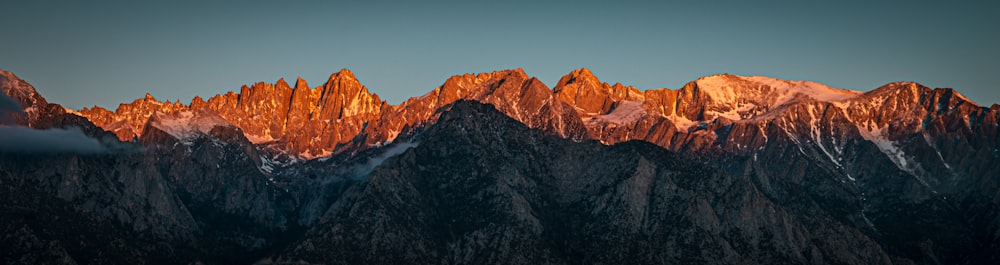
[2,68,999,264]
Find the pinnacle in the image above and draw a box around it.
[275,77,290,89]
[494,68,527,78]
[338,68,355,78]
[327,68,357,83]
[555,67,603,90]
[870,81,926,95]
[570,67,595,79]
[295,77,309,90]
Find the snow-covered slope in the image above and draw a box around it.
[148,108,233,144]
[692,74,862,121]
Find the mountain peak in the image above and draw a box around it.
[294,77,309,90]
[323,69,363,91]
[492,68,528,79]
[556,67,602,89]
[144,92,156,101]
[693,73,740,83]
[863,81,929,101]
[858,81,985,109]
[569,67,596,79]
[554,68,621,115]
[330,68,356,81]
[275,78,290,90]
[0,69,48,110]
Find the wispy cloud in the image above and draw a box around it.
[352,141,420,180]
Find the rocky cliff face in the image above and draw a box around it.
[80,69,386,159]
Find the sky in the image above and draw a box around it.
[1,1,998,110]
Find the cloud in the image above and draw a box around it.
[0,92,20,112]
[0,92,23,125]
[0,126,107,154]
[351,141,420,180]
[0,93,141,154]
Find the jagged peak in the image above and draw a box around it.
[861,81,930,102]
[476,69,529,80]
[567,67,597,81]
[81,105,102,112]
[275,77,290,89]
[294,76,309,90]
[509,67,527,77]
[927,87,977,105]
[328,68,356,82]
[144,92,156,101]
[322,69,368,94]
[0,69,47,109]
[555,67,602,90]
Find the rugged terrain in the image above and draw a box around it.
[2,68,998,264]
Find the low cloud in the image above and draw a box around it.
[0,92,19,112]
[0,92,23,124]
[0,93,141,154]
[352,141,420,180]
[0,126,108,154]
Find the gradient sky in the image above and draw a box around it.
[1,1,997,110]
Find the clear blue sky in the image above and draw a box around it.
[1,1,997,109]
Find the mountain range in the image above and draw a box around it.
[1,67,998,264]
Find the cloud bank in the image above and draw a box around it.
[0,93,140,154]
[0,126,107,154]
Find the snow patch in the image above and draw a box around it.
[586,101,646,125]
[259,155,280,173]
[806,104,842,168]
[149,109,232,144]
[743,76,860,103]
[245,134,275,144]
[693,75,861,122]
[667,114,698,130]
[857,122,929,186]
[299,149,332,160]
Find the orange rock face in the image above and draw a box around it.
[79,93,188,141]
[75,67,1000,161]
[77,68,586,158]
